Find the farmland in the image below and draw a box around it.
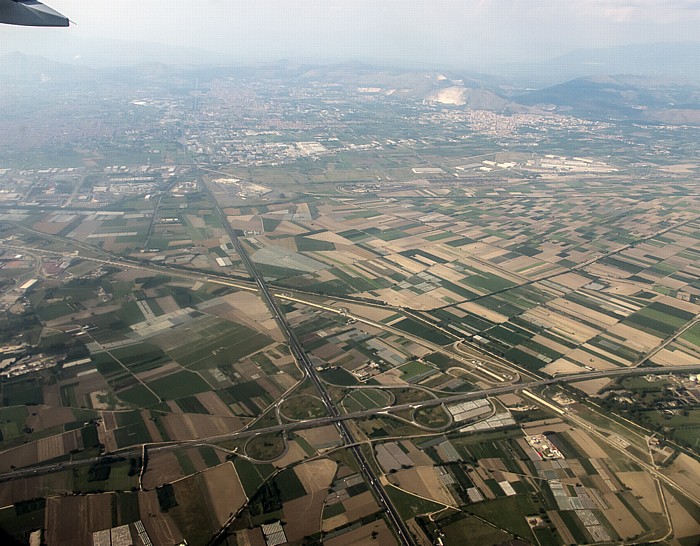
[2,60,700,546]
[3,183,700,546]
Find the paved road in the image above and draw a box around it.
[206,187,417,546]
[1,363,698,485]
[4,213,700,540]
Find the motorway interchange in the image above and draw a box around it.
[4,208,700,545]
[3,196,700,545]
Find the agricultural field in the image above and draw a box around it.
[286,300,496,393]
[6,270,296,427]
[3,184,700,545]
[225,187,700,384]
[164,463,247,546]
[3,64,700,546]
[341,388,393,413]
[388,418,700,546]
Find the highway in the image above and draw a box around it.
[206,188,417,546]
[1,363,698,485]
[4,207,700,541]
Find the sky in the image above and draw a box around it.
[2,0,700,68]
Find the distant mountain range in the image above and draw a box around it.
[0,52,94,84]
[4,40,700,85]
[496,43,700,87]
[517,75,700,123]
[3,51,700,125]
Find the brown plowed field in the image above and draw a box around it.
[601,492,644,539]
[139,489,185,545]
[342,490,379,522]
[0,443,38,472]
[26,406,75,431]
[282,491,326,542]
[201,462,247,526]
[294,459,337,493]
[196,391,234,417]
[37,434,64,462]
[234,528,266,546]
[44,494,113,546]
[324,519,397,546]
[388,467,455,507]
[142,452,185,489]
[101,411,118,431]
[296,425,341,450]
[4,471,72,504]
[162,413,244,441]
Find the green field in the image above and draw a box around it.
[680,322,700,347]
[116,492,141,525]
[113,420,152,448]
[451,435,527,470]
[323,502,346,518]
[319,367,360,386]
[385,484,445,518]
[398,360,436,381]
[219,380,271,415]
[463,272,516,293]
[117,384,160,407]
[147,371,211,400]
[558,509,591,544]
[466,495,537,541]
[365,227,407,241]
[33,301,76,321]
[94,352,126,378]
[116,301,147,327]
[198,446,221,467]
[72,459,140,493]
[399,248,448,264]
[234,458,275,497]
[246,433,286,461]
[2,377,44,406]
[280,395,328,420]
[274,467,307,501]
[175,451,196,476]
[0,406,29,444]
[625,301,694,337]
[111,343,170,373]
[262,217,282,232]
[393,318,453,346]
[504,347,548,372]
[0,502,45,543]
[295,236,335,252]
[166,320,272,370]
[176,396,210,414]
[342,389,392,413]
[441,514,515,546]
[414,405,450,428]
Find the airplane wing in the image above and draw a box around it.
[0,0,69,27]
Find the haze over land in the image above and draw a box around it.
[1,3,700,546]
[3,0,700,83]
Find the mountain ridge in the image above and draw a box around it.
[2,53,699,124]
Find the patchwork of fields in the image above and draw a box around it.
[2,168,700,546]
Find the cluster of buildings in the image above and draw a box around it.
[428,108,614,142]
[0,351,56,379]
[526,434,564,460]
[0,165,192,208]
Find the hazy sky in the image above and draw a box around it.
[3,0,700,67]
